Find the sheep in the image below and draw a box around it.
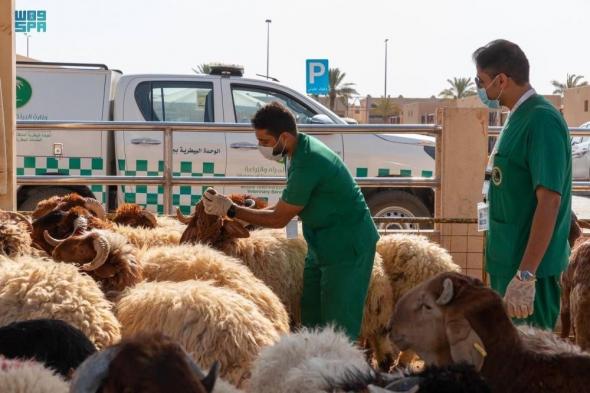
[0,255,121,349]
[31,193,106,220]
[179,201,307,324]
[111,203,158,228]
[390,271,590,393]
[0,221,33,257]
[247,326,373,393]
[70,332,223,393]
[0,319,96,379]
[179,201,397,370]
[115,279,281,386]
[138,243,289,334]
[0,356,69,393]
[110,222,185,248]
[45,228,143,295]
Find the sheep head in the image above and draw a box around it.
[390,272,511,372]
[32,193,106,220]
[71,333,220,393]
[112,203,157,228]
[48,229,143,293]
[0,210,32,232]
[177,193,265,247]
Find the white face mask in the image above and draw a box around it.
[258,135,286,162]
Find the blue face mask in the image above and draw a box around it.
[477,75,504,109]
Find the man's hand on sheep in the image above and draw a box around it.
[503,277,536,319]
[202,188,234,217]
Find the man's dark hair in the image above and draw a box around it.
[473,39,530,85]
[251,101,297,138]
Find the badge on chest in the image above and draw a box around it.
[491,166,503,186]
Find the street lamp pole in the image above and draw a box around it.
[265,19,272,79]
[384,38,389,99]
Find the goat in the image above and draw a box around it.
[390,271,590,393]
[0,319,96,378]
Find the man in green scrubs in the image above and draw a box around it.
[474,39,571,329]
[202,102,379,340]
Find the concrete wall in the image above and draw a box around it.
[564,86,590,127]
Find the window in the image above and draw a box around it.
[231,86,317,124]
[585,100,588,112]
[134,81,214,122]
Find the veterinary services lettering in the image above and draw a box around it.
[17,131,51,142]
[173,146,222,155]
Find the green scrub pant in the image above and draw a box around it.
[490,274,561,330]
[300,245,375,341]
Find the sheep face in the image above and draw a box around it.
[112,203,157,228]
[179,201,249,247]
[390,272,490,372]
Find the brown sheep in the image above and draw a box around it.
[70,333,224,393]
[31,193,106,220]
[45,228,143,296]
[390,272,590,393]
[112,203,158,228]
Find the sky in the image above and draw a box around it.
[13,0,590,98]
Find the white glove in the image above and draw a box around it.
[504,276,536,319]
[202,188,234,217]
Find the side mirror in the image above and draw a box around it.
[310,114,335,124]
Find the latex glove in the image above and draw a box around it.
[503,276,536,319]
[202,188,234,217]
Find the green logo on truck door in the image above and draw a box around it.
[16,77,32,108]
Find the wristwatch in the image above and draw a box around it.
[516,270,536,282]
[227,204,237,219]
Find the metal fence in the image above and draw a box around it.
[16,121,442,215]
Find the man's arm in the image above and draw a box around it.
[518,186,561,273]
[234,199,303,229]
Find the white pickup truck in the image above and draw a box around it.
[15,61,436,229]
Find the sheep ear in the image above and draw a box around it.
[69,347,120,393]
[445,317,487,372]
[200,361,220,392]
[222,220,250,239]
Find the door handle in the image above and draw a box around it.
[230,142,258,150]
[131,138,162,145]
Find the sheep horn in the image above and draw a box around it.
[185,356,219,393]
[435,278,454,305]
[83,198,106,219]
[140,209,158,227]
[43,230,68,247]
[176,208,192,224]
[69,346,120,393]
[79,234,110,271]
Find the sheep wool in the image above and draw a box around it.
[247,326,371,393]
[0,222,32,258]
[115,280,281,386]
[0,356,69,393]
[111,222,184,248]
[138,243,289,334]
[0,255,121,349]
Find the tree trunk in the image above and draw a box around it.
[329,93,336,110]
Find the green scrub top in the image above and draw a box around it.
[281,133,379,261]
[486,94,572,278]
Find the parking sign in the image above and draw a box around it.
[306,59,329,94]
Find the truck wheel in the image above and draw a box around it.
[18,187,90,213]
[367,190,432,231]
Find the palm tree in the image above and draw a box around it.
[327,68,358,111]
[192,64,211,74]
[439,77,477,99]
[551,74,588,95]
[371,97,400,123]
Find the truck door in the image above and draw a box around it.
[115,78,225,214]
[221,80,343,204]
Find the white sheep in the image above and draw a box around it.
[0,356,69,393]
[0,255,121,350]
[247,326,373,393]
[115,279,281,386]
[111,222,185,248]
[137,243,290,334]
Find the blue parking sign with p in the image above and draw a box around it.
[306,59,329,94]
